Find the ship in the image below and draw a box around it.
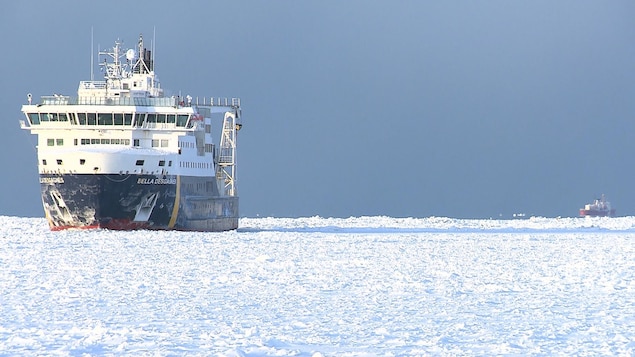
[19,34,243,231]
[579,194,615,217]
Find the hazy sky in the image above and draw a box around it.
[2,1,635,219]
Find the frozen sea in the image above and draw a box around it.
[2,215,635,356]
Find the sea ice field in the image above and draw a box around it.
[1,215,635,356]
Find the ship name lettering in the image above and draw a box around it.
[40,177,64,184]
[137,178,177,185]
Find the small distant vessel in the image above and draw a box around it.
[579,194,615,217]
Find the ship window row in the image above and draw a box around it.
[33,113,69,122]
[145,114,188,125]
[47,138,64,146]
[79,138,132,145]
[27,113,191,127]
[180,162,212,169]
[134,160,173,167]
[152,139,169,148]
[179,141,195,148]
[78,113,133,125]
[41,158,172,167]
[47,138,132,146]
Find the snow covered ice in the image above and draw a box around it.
[2,215,635,356]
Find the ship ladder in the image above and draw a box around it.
[216,112,238,196]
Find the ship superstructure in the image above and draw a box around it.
[19,34,242,231]
[579,194,615,218]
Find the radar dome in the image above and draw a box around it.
[126,49,136,61]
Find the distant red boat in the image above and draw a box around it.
[579,194,615,217]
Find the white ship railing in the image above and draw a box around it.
[195,97,241,108]
[37,96,240,109]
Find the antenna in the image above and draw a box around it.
[152,26,156,73]
[90,27,94,81]
[98,43,101,77]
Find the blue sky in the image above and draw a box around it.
[2,1,635,218]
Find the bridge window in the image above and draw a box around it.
[114,114,124,125]
[87,113,96,125]
[134,113,145,126]
[34,112,70,122]
[98,113,113,125]
[147,114,157,123]
[28,113,40,125]
[77,113,86,125]
[124,113,132,125]
[177,115,188,127]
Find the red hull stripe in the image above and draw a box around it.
[50,224,101,231]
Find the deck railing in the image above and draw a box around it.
[38,95,240,108]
